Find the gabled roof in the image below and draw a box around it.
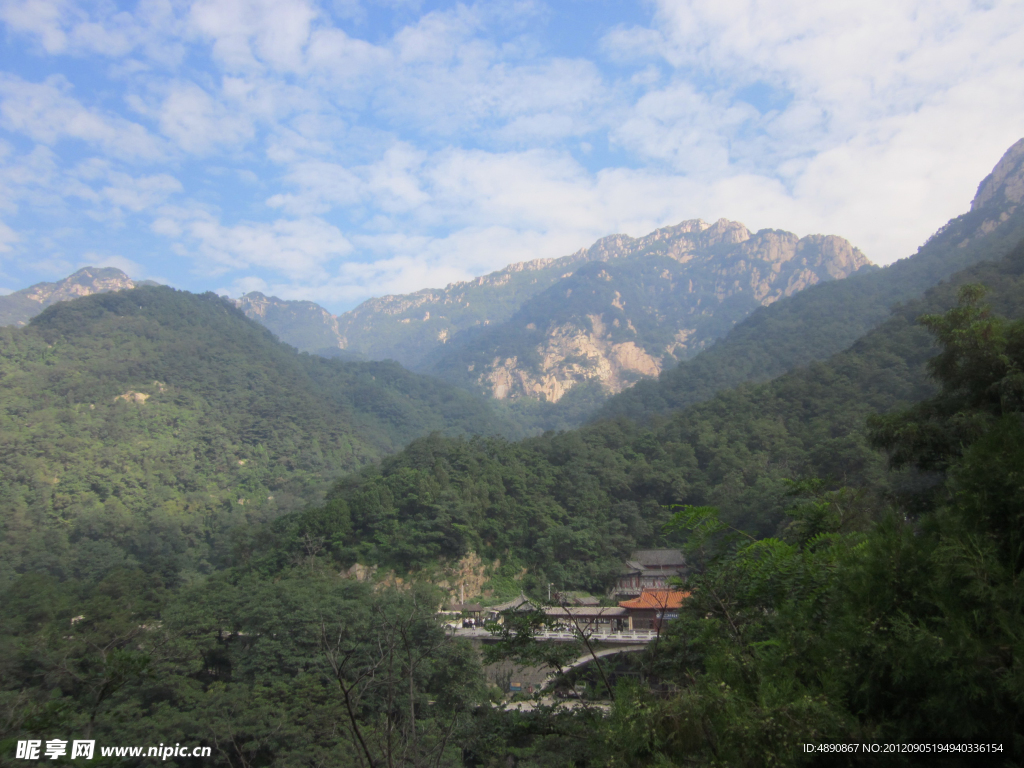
[489,594,538,612]
[448,603,483,613]
[545,606,628,618]
[630,549,686,567]
[618,589,689,611]
[554,591,601,606]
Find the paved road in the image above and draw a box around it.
[448,626,658,643]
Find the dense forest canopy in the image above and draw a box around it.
[4,265,1023,765]
[264,240,1024,596]
[0,287,518,590]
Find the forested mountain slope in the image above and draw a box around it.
[5,191,1024,768]
[4,248,1021,768]
[596,137,1024,423]
[0,286,517,589]
[263,233,1024,594]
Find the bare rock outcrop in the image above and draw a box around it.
[455,224,869,403]
[0,267,141,328]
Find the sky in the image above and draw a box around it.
[0,0,1022,313]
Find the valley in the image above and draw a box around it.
[1,140,1023,766]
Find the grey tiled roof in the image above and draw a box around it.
[490,595,538,612]
[630,549,686,567]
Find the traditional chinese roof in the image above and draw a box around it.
[545,606,628,618]
[630,549,686,567]
[554,591,601,606]
[618,589,689,611]
[489,594,538,612]
[448,603,483,613]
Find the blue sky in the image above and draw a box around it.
[1,0,1022,313]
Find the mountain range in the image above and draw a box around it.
[5,139,1023,437]
[238,220,870,406]
[2,140,1024,765]
[598,137,1024,422]
[3,222,871,417]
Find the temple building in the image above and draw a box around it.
[613,549,687,599]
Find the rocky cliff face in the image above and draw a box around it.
[331,249,606,368]
[234,292,358,357]
[326,219,866,378]
[965,138,1024,241]
[0,267,140,327]
[424,221,869,402]
[972,138,1024,213]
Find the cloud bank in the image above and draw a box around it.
[0,0,1021,310]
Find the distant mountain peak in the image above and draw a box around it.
[0,266,140,328]
[234,290,347,355]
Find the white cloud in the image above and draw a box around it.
[187,0,323,75]
[305,27,391,87]
[374,14,608,139]
[0,74,165,160]
[98,169,182,212]
[79,252,145,276]
[266,160,362,215]
[0,145,182,225]
[0,144,92,215]
[611,82,756,175]
[155,81,255,155]
[153,207,353,280]
[0,0,184,63]
[0,0,79,54]
[0,219,18,252]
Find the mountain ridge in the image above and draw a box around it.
[234,218,868,412]
[0,266,151,327]
[595,137,1024,423]
[423,224,869,403]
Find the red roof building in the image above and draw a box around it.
[613,549,688,598]
[618,589,689,631]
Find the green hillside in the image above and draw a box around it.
[263,235,1024,595]
[3,240,1023,766]
[0,286,517,589]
